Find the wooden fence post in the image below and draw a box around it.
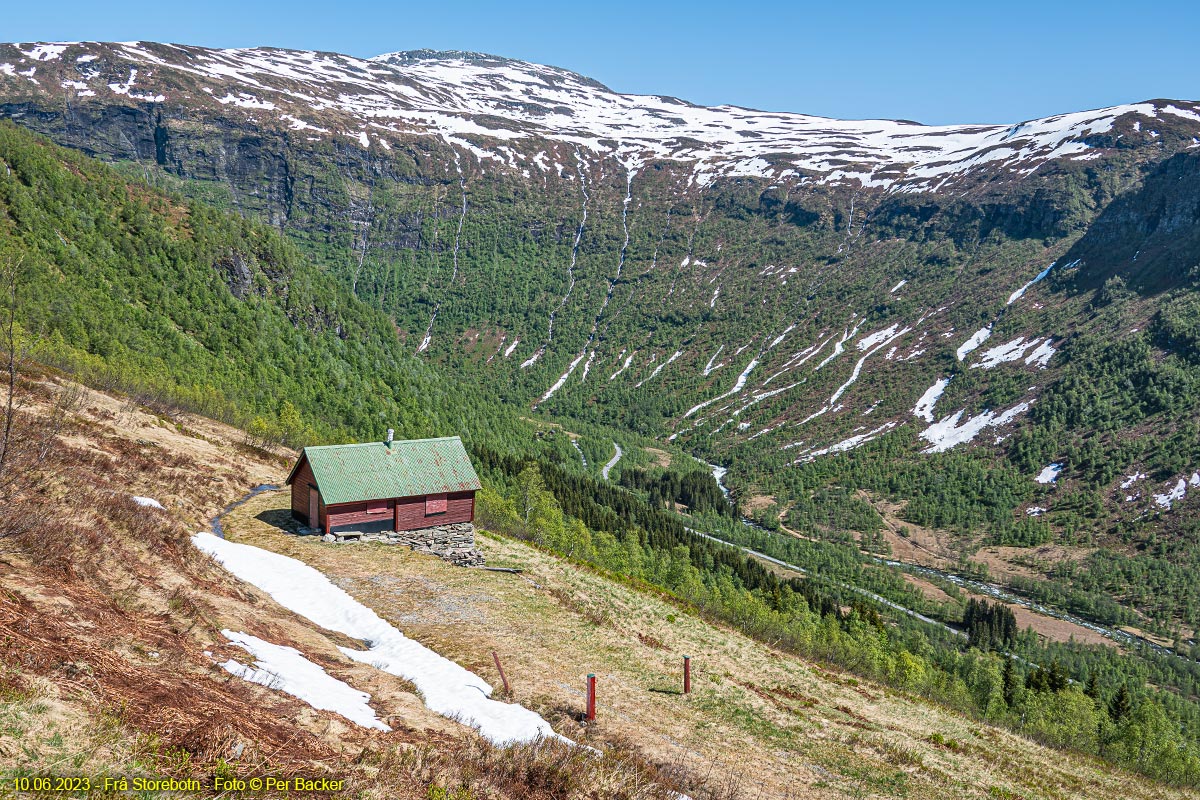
[586,673,596,721]
[492,651,511,695]
[684,655,691,694]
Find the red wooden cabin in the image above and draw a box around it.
[286,433,481,536]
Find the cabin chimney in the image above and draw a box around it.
[386,428,394,447]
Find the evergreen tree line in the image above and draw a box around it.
[617,466,735,517]
[963,598,1018,651]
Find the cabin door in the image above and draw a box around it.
[308,487,319,529]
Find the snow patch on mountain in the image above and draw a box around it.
[831,326,911,404]
[1035,464,1062,484]
[21,44,68,61]
[684,358,760,418]
[610,352,635,380]
[913,378,950,422]
[919,402,1030,453]
[1025,339,1056,368]
[793,422,898,463]
[635,350,682,388]
[857,323,902,351]
[815,324,860,371]
[1155,479,1188,509]
[956,326,992,361]
[972,337,1042,369]
[1007,263,1055,305]
[702,345,725,377]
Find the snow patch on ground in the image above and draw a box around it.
[1120,472,1147,489]
[1024,339,1056,368]
[913,378,950,422]
[192,533,564,745]
[684,358,760,417]
[635,350,682,388]
[537,351,587,404]
[610,352,635,380]
[217,92,276,109]
[919,402,1030,453]
[132,496,165,509]
[972,337,1041,369]
[769,324,797,349]
[814,325,860,371]
[793,422,897,463]
[1155,479,1188,509]
[22,44,68,61]
[220,630,389,731]
[1035,464,1062,485]
[856,324,901,351]
[702,345,725,377]
[1007,263,1054,305]
[830,326,911,404]
[956,326,992,361]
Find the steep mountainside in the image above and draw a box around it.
[4,41,1200,638]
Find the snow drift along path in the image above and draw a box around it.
[220,630,390,731]
[192,532,565,746]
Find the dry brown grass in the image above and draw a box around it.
[0,375,739,799]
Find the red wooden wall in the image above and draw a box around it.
[324,490,474,532]
[290,459,317,525]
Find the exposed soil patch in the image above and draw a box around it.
[903,573,954,604]
[973,543,1095,585]
[861,492,1118,649]
[742,494,777,515]
[645,447,672,468]
[861,493,962,569]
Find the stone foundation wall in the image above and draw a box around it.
[322,521,483,566]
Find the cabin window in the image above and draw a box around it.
[425,493,448,515]
[367,499,389,514]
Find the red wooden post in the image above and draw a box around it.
[492,651,511,695]
[684,655,691,694]
[585,673,596,721]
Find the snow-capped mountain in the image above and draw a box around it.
[3,41,1199,191]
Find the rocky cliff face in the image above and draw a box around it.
[1062,151,1200,295]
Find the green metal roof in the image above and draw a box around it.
[288,436,481,505]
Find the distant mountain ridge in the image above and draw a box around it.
[2,41,1197,191]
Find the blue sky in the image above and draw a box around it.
[5,0,1197,124]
